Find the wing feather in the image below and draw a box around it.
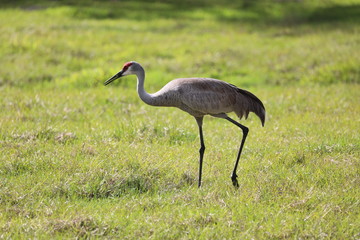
[157,78,265,126]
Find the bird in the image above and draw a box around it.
[104,61,265,188]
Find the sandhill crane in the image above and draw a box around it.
[104,61,265,187]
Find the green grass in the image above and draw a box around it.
[1,0,359,238]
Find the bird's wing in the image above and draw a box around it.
[174,78,238,115]
[157,78,265,125]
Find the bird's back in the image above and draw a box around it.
[154,78,265,126]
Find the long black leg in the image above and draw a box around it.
[195,117,205,187]
[225,116,249,188]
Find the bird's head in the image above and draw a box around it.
[104,61,141,85]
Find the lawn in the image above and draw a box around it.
[0,0,359,238]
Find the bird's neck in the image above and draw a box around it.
[136,69,158,106]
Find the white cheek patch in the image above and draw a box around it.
[122,69,130,76]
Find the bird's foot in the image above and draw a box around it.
[231,174,239,188]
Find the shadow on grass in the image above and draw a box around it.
[2,0,360,27]
[307,5,360,23]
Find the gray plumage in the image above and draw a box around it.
[104,61,265,187]
[151,77,265,126]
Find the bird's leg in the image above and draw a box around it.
[195,117,205,188]
[225,116,249,188]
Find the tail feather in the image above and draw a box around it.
[235,88,266,126]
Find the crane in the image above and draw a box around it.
[104,61,265,188]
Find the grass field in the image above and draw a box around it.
[0,0,359,238]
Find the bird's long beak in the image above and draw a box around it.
[104,70,124,86]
